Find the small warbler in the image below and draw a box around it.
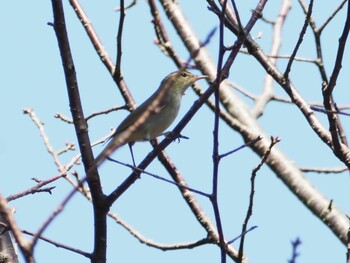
[94,70,207,166]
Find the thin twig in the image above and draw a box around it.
[300,166,348,174]
[238,137,280,262]
[23,109,63,169]
[86,105,129,121]
[322,0,350,162]
[252,0,291,117]
[219,136,262,159]
[56,143,75,155]
[106,158,211,198]
[56,106,128,123]
[227,226,258,245]
[54,113,73,123]
[287,237,302,263]
[240,49,321,64]
[115,0,125,79]
[69,0,136,110]
[107,210,212,250]
[311,105,350,116]
[23,230,91,258]
[211,1,229,262]
[149,0,183,67]
[114,0,137,11]
[318,0,347,33]
[297,0,328,82]
[284,0,313,79]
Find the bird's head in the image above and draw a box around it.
[161,70,207,96]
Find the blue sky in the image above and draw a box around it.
[2,1,350,262]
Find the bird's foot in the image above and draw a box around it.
[163,131,189,143]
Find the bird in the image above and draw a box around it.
[93,70,207,167]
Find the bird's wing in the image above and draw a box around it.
[114,91,165,135]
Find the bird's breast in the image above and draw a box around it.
[142,95,182,140]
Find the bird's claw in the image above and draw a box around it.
[163,131,189,143]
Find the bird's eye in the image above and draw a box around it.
[181,72,188,77]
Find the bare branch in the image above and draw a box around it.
[87,105,129,121]
[106,157,211,198]
[252,0,291,117]
[219,136,262,159]
[322,1,350,163]
[300,166,348,174]
[68,0,136,110]
[56,143,75,156]
[50,1,107,261]
[318,0,347,33]
[114,0,125,79]
[287,237,302,263]
[106,211,211,250]
[284,0,313,79]
[54,113,73,124]
[114,0,137,11]
[238,137,280,262]
[23,109,63,168]
[22,230,91,259]
[211,1,230,262]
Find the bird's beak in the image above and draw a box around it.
[195,75,208,81]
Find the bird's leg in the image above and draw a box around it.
[128,142,136,167]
